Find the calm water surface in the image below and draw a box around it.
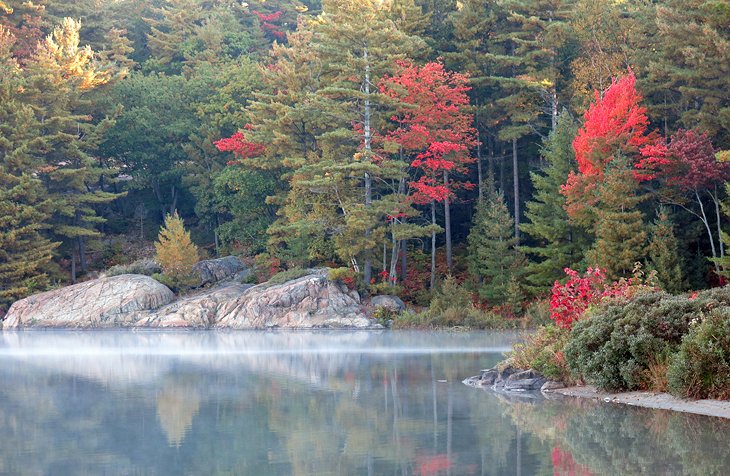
[0,330,728,475]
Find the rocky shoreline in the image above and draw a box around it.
[464,366,730,420]
[1,258,392,330]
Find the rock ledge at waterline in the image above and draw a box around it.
[3,269,377,329]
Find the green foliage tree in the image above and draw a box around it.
[467,187,526,305]
[647,207,684,294]
[0,26,57,310]
[521,112,589,292]
[212,167,279,254]
[20,18,122,281]
[640,0,730,148]
[586,160,647,280]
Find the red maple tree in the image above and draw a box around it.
[379,61,477,204]
[563,71,655,220]
[378,60,477,280]
[214,124,266,165]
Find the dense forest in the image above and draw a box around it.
[1,0,729,317]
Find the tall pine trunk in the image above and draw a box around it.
[443,170,452,272]
[363,46,373,284]
[512,137,520,241]
[476,101,483,202]
[430,200,436,289]
[400,240,407,281]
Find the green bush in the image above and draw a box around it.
[668,308,730,400]
[107,259,161,277]
[266,267,312,286]
[368,282,403,297]
[392,276,508,329]
[565,287,730,391]
[524,299,552,328]
[509,324,574,383]
[327,267,357,286]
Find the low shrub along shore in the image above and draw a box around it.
[506,266,730,400]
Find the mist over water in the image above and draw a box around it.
[0,330,728,475]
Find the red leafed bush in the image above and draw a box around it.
[550,268,609,329]
[550,265,657,329]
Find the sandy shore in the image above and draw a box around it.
[549,385,730,419]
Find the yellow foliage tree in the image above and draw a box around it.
[155,212,199,289]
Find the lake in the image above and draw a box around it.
[0,330,728,475]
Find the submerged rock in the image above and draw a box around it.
[464,365,548,393]
[3,274,174,328]
[193,256,248,286]
[504,369,547,391]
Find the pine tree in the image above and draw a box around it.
[467,188,526,305]
[521,112,589,292]
[155,212,199,288]
[586,159,647,280]
[648,207,684,294]
[640,0,730,148]
[446,0,502,199]
[0,26,57,311]
[265,0,427,282]
[22,18,122,281]
[568,0,642,109]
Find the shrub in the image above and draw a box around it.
[550,263,658,329]
[327,267,358,290]
[550,267,610,329]
[266,267,311,286]
[151,272,177,292]
[524,299,552,328]
[509,325,574,383]
[368,282,403,297]
[107,259,161,277]
[154,212,199,291]
[668,308,730,399]
[393,276,508,329]
[253,252,283,283]
[565,287,730,391]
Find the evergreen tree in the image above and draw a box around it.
[263,0,427,282]
[641,0,730,148]
[648,207,684,294]
[587,159,647,280]
[568,0,642,109]
[445,0,502,198]
[467,187,526,305]
[521,112,589,292]
[0,26,57,311]
[22,18,122,281]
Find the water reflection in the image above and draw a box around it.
[0,331,727,475]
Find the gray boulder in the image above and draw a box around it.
[503,369,547,391]
[479,368,499,385]
[193,256,248,286]
[370,295,405,312]
[3,275,174,328]
[214,269,374,329]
